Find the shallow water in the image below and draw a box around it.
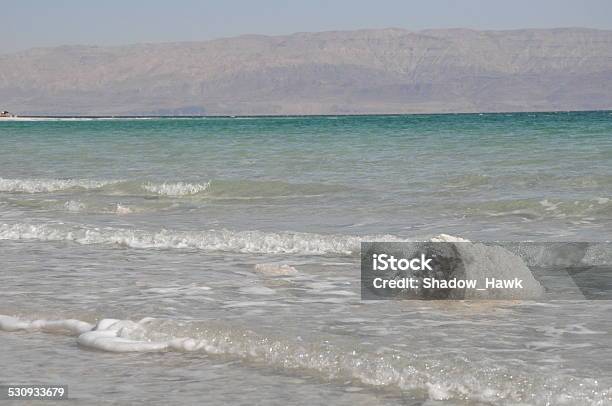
[1,112,611,404]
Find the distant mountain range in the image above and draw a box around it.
[1,28,612,115]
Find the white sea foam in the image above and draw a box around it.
[2,222,592,276]
[429,233,471,242]
[0,177,211,197]
[0,314,608,405]
[0,222,403,255]
[64,200,86,212]
[0,315,93,334]
[76,318,186,352]
[0,177,116,193]
[142,181,210,196]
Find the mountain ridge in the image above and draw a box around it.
[2,27,611,115]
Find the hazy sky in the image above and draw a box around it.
[2,0,612,53]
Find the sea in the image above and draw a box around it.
[1,112,611,405]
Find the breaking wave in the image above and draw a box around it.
[0,177,117,193]
[0,177,342,198]
[0,222,402,255]
[0,177,211,196]
[142,181,210,196]
[0,314,608,405]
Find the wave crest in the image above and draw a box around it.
[0,177,115,193]
[0,176,211,196]
[0,177,336,199]
[0,314,608,405]
[0,222,402,255]
[142,181,210,196]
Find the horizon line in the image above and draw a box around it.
[2,109,611,120]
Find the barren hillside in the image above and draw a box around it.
[1,28,611,115]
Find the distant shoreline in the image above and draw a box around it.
[2,109,611,120]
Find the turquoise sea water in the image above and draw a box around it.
[1,112,611,405]
[1,112,611,239]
